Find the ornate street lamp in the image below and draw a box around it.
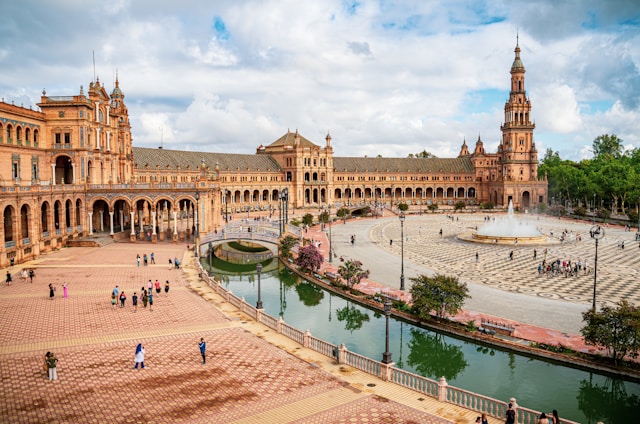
[328,206,333,262]
[399,213,405,291]
[382,297,393,364]
[591,225,604,311]
[225,190,229,223]
[256,263,263,309]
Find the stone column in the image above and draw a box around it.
[109,211,114,235]
[130,211,136,242]
[51,164,56,184]
[173,211,178,243]
[88,212,93,235]
[99,210,104,232]
[437,377,448,402]
[151,210,157,243]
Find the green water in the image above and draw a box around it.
[205,256,640,423]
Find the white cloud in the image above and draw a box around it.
[1,0,638,162]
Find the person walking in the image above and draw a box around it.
[198,338,207,364]
[63,283,68,299]
[46,352,59,380]
[475,252,479,263]
[148,291,154,312]
[133,343,146,369]
[132,292,138,312]
[49,283,56,300]
[143,253,148,266]
[119,291,126,308]
[111,292,117,309]
[150,252,155,264]
[164,280,170,297]
[154,280,161,296]
[136,254,141,267]
[28,269,35,283]
[6,270,12,286]
[168,258,173,270]
[147,280,153,295]
[141,290,148,308]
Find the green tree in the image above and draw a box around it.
[592,134,624,160]
[398,202,409,212]
[337,259,370,288]
[454,201,466,212]
[279,235,298,260]
[318,210,329,224]
[581,300,640,364]
[295,244,324,273]
[302,213,314,226]
[427,204,439,213]
[336,207,350,219]
[409,274,470,320]
[410,150,436,158]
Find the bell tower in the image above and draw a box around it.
[499,38,538,182]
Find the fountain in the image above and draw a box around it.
[464,200,548,245]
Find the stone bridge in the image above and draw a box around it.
[197,221,301,257]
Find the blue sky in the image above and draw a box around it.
[1,0,639,161]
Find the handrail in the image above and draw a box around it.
[196,263,579,424]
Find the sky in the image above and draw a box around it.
[1,0,639,162]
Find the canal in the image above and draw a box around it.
[204,256,640,423]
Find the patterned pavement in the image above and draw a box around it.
[307,211,640,355]
[374,213,640,306]
[0,240,475,424]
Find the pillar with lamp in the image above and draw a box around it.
[256,263,263,310]
[194,190,199,258]
[399,213,405,291]
[381,297,393,364]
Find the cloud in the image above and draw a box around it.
[1,0,638,162]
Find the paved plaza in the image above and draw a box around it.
[309,211,640,348]
[0,239,484,424]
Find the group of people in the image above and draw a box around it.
[136,252,156,267]
[537,258,590,277]
[111,280,170,312]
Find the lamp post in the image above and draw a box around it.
[399,213,405,291]
[590,225,604,311]
[381,297,393,364]
[256,263,263,309]
[374,187,378,219]
[194,190,199,258]
[225,190,229,223]
[328,206,333,262]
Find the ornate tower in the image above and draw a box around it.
[499,39,538,182]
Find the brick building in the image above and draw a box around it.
[0,43,546,266]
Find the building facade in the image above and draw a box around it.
[0,43,546,266]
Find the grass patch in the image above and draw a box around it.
[227,241,269,253]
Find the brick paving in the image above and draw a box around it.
[0,239,481,423]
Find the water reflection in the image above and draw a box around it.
[578,377,640,423]
[407,329,468,380]
[336,302,370,332]
[295,281,324,306]
[205,258,640,423]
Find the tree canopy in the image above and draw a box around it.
[581,300,640,364]
[409,273,470,320]
[538,134,640,217]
